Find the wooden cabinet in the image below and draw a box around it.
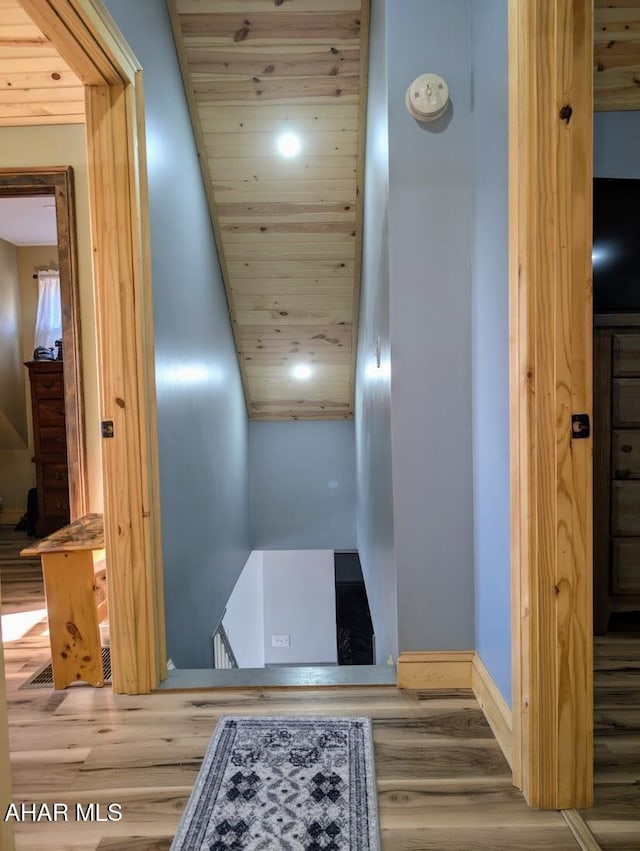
[594,325,640,632]
[25,360,70,537]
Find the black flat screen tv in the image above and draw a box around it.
[593,177,640,313]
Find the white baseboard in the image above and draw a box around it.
[397,650,513,771]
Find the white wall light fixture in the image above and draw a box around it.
[405,73,449,122]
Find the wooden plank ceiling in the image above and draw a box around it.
[595,0,640,110]
[0,0,84,126]
[169,0,368,420]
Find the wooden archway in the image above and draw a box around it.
[16,0,167,696]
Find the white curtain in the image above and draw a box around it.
[34,270,62,351]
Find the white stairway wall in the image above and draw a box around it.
[262,550,338,666]
[222,551,265,668]
[222,550,339,667]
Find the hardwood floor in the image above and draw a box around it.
[580,633,640,850]
[0,527,619,850]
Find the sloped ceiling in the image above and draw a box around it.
[595,0,640,110]
[0,0,84,126]
[169,0,369,421]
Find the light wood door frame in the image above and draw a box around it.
[0,166,87,521]
[17,0,166,694]
[0,581,15,851]
[509,0,594,808]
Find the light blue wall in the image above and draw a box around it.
[355,0,397,664]
[471,0,511,705]
[250,421,356,550]
[387,0,475,652]
[105,0,250,668]
[594,112,640,177]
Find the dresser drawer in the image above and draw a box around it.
[41,463,69,488]
[31,371,64,398]
[37,398,66,427]
[612,379,640,427]
[39,427,67,456]
[42,490,70,518]
[613,334,640,377]
[612,481,640,535]
[612,431,640,479]
[612,539,640,595]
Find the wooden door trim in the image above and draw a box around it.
[509,0,594,808]
[0,166,87,521]
[15,0,166,693]
[0,580,15,851]
[593,328,612,634]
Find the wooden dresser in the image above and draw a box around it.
[594,323,640,633]
[25,360,70,537]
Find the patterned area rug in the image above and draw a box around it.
[171,716,380,851]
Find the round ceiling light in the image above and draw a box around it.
[277,132,302,158]
[291,364,312,380]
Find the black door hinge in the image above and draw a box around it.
[571,413,590,439]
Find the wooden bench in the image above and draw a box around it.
[21,513,108,690]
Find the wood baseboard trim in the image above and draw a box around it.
[396,651,474,690]
[0,510,22,527]
[397,651,513,773]
[471,654,513,770]
[562,810,602,851]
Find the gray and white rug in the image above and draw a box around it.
[171,716,380,851]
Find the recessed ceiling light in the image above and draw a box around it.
[291,364,312,380]
[277,132,302,158]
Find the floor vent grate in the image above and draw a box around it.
[20,646,111,689]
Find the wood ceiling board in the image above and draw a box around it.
[594,3,640,109]
[171,0,368,420]
[212,177,357,195]
[0,53,79,71]
[229,278,355,294]
[178,12,362,41]
[594,66,640,109]
[249,363,351,374]
[0,101,85,127]
[206,152,356,177]
[0,86,82,105]
[227,260,355,277]
[244,356,352,371]
[200,118,359,136]
[222,220,356,234]
[0,0,84,125]
[237,308,352,326]
[206,130,357,156]
[179,1,362,12]
[233,291,353,309]
[185,46,360,78]
[199,102,360,120]
[225,227,356,241]
[250,388,351,400]
[0,68,80,87]
[251,406,352,421]
[216,202,357,218]
[193,77,359,101]
[226,239,356,253]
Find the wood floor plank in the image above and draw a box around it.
[0,528,627,850]
[379,827,582,850]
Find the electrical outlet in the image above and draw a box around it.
[271,633,290,648]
